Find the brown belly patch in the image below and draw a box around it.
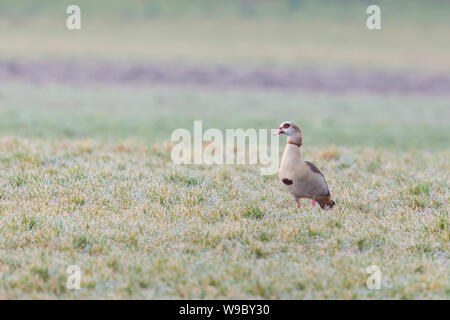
[282,178,293,185]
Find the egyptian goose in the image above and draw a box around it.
[274,121,335,210]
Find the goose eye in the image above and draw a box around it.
[283,123,290,129]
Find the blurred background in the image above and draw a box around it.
[0,0,449,149]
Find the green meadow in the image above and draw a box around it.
[0,0,448,299]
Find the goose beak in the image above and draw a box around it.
[273,128,283,135]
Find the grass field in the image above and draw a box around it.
[1,0,449,71]
[0,0,449,299]
[0,140,448,299]
[0,83,448,299]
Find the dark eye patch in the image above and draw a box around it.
[283,123,290,129]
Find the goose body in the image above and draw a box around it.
[275,121,335,210]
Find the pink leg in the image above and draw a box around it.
[296,201,300,209]
[312,200,316,208]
